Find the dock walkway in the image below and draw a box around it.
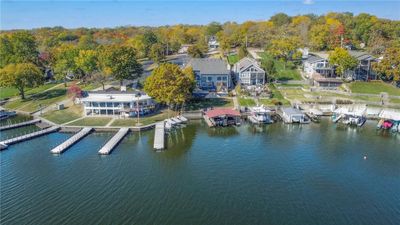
[50,127,92,154]
[0,126,60,149]
[98,128,129,155]
[153,122,165,150]
[0,119,41,131]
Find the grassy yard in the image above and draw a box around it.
[227,54,239,65]
[259,53,302,81]
[348,81,400,96]
[258,84,290,106]
[68,117,112,126]
[0,83,60,99]
[4,88,68,112]
[111,110,174,127]
[42,104,83,124]
[185,98,233,110]
[238,97,256,107]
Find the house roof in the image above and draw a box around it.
[205,108,241,118]
[348,51,376,61]
[282,107,303,116]
[379,109,400,121]
[235,57,265,73]
[82,90,152,102]
[305,54,326,63]
[186,58,229,75]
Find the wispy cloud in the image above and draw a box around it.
[303,0,315,5]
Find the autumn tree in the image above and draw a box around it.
[75,49,98,79]
[67,83,83,102]
[267,37,301,64]
[373,47,400,83]
[237,45,248,60]
[0,63,43,99]
[52,44,79,86]
[188,44,206,58]
[98,45,143,86]
[328,48,358,77]
[149,43,165,64]
[144,63,195,107]
[0,31,39,68]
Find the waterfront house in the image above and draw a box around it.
[303,53,335,78]
[233,57,266,86]
[280,107,309,124]
[186,58,232,92]
[208,36,219,49]
[203,108,241,127]
[81,90,155,117]
[345,51,377,81]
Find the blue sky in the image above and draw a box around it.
[1,0,400,30]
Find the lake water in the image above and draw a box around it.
[1,120,399,225]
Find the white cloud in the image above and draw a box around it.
[303,0,315,5]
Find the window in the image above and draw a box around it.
[217,77,222,81]
[222,76,227,81]
[207,77,212,81]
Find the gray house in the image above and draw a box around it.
[186,58,232,92]
[233,57,265,86]
[303,53,335,78]
[346,51,377,81]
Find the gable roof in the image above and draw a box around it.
[186,58,229,75]
[205,108,241,118]
[305,54,327,63]
[348,51,376,61]
[235,57,265,73]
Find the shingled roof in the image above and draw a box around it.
[186,58,230,75]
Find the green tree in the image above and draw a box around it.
[187,44,206,58]
[261,58,276,82]
[267,37,301,63]
[328,48,358,77]
[143,31,158,57]
[52,44,79,86]
[0,63,43,99]
[206,22,223,36]
[98,45,143,86]
[149,43,165,64]
[0,31,39,68]
[373,47,400,83]
[270,13,291,27]
[237,45,248,59]
[75,49,98,78]
[144,63,195,107]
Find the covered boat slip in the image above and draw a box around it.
[377,109,400,132]
[203,108,241,127]
[332,106,367,126]
[248,106,274,124]
[280,107,310,124]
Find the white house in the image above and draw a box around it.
[233,57,265,86]
[186,58,232,92]
[208,36,219,49]
[81,90,155,117]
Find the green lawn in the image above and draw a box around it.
[42,105,83,124]
[227,54,239,65]
[68,117,112,126]
[185,98,233,110]
[348,81,400,96]
[259,53,302,81]
[0,83,60,99]
[4,88,68,112]
[258,84,290,106]
[238,97,256,107]
[111,110,174,127]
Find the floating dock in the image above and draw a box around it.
[98,128,129,155]
[50,127,93,154]
[153,122,165,150]
[0,126,60,149]
[0,119,41,131]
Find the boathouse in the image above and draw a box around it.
[280,107,309,124]
[203,108,241,127]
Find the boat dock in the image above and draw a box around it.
[98,128,129,155]
[50,127,93,154]
[153,122,165,150]
[0,119,41,131]
[0,126,60,149]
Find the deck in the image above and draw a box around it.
[98,128,129,155]
[0,119,41,131]
[153,122,165,150]
[0,126,60,149]
[50,127,93,154]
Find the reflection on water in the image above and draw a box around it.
[0,118,399,225]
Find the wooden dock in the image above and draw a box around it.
[153,122,165,150]
[0,119,41,131]
[98,128,129,155]
[50,127,93,154]
[0,126,60,149]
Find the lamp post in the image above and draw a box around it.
[135,92,141,125]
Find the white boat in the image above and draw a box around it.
[248,106,273,124]
[177,116,188,123]
[171,117,182,124]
